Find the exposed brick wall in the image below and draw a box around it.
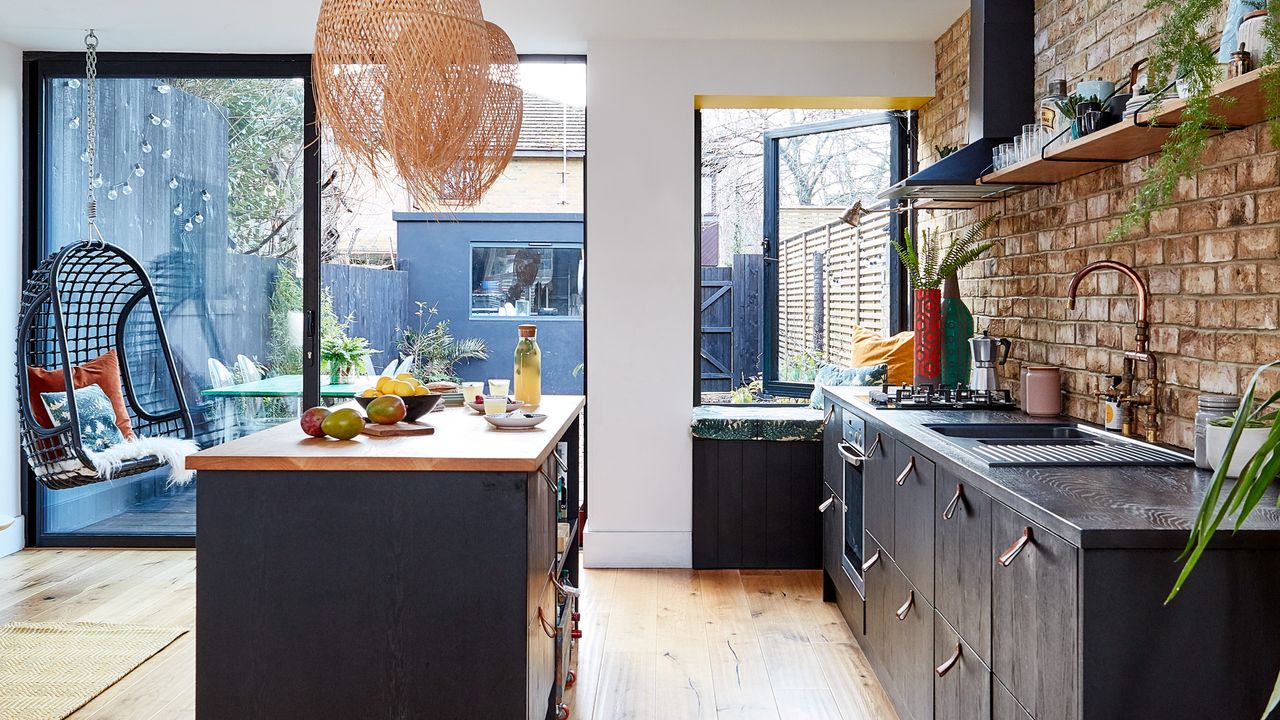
[919,11,970,168]
[918,6,1278,450]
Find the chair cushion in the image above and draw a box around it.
[850,326,914,386]
[808,362,888,408]
[40,384,126,452]
[691,405,825,442]
[27,350,136,438]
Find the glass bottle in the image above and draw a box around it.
[513,324,542,406]
[1040,79,1068,148]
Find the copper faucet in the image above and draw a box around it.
[1066,260,1159,443]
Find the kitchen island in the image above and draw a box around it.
[187,395,585,720]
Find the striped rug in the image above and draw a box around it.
[0,622,188,720]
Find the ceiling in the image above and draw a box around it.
[0,0,966,55]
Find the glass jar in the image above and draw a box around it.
[513,324,542,407]
[1195,394,1240,469]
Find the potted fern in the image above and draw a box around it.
[1170,359,1280,717]
[892,215,997,386]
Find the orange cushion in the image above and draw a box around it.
[27,350,135,439]
[850,327,914,386]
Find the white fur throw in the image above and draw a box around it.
[88,436,200,485]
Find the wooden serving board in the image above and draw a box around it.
[361,421,435,437]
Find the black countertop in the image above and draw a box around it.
[825,386,1280,549]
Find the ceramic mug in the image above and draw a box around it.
[1023,366,1063,417]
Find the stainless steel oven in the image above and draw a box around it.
[835,413,867,598]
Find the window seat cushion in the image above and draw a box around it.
[691,405,826,442]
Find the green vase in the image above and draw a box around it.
[941,274,973,388]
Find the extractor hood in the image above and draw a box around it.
[879,0,1034,203]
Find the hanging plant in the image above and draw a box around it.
[1110,0,1280,240]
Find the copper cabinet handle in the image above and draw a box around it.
[818,494,836,513]
[942,484,965,521]
[998,527,1034,567]
[895,456,916,486]
[837,441,865,467]
[935,643,962,677]
[867,432,882,457]
[861,550,880,573]
[822,404,836,429]
[895,590,915,621]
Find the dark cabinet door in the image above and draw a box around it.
[935,473,992,665]
[934,613,990,720]
[863,423,896,554]
[822,400,843,500]
[821,481,841,596]
[993,676,1033,720]
[892,444,936,603]
[991,504,1078,720]
[863,533,894,675]
[891,568,935,720]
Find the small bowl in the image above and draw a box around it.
[356,393,444,422]
[484,412,547,429]
[467,399,525,414]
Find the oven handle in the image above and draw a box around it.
[837,441,865,467]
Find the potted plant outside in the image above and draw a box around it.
[892,214,998,386]
[321,334,377,385]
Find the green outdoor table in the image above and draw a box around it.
[201,374,363,399]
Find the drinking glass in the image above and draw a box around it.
[992,146,1004,171]
[997,142,1014,169]
[488,379,510,397]
[461,381,485,403]
[1022,123,1042,160]
[483,395,509,416]
[1012,136,1024,164]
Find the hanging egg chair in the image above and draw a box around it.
[16,30,195,490]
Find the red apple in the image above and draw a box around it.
[300,406,331,437]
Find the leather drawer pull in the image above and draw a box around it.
[867,432,881,458]
[935,643,962,677]
[861,550,881,573]
[537,606,558,638]
[942,484,965,521]
[821,404,836,429]
[895,590,914,621]
[837,441,865,467]
[895,456,916,486]
[550,569,581,598]
[998,527,1034,567]
[818,494,836,513]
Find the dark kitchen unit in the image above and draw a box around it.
[821,386,1280,720]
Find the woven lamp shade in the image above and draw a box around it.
[313,0,491,182]
[431,22,523,207]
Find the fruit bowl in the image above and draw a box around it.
[356,393,443,422]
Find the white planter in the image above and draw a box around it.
[1207,424,1271,478]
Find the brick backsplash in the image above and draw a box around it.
[916,7,1279,450]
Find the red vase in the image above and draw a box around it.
[913,287,943,386]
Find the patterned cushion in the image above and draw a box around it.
[808,363,888,409]
[691,405,826,442]
[40,384,125,453]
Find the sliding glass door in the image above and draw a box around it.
[26,55,319,545]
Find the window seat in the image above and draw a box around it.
[690,404,826,442]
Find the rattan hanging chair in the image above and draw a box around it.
[17,241,195,489]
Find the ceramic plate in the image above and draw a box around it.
[467,400,525,414]
[483,412,547,429]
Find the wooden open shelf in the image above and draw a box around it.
[980,68,1270,186]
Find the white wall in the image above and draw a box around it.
[583,39,934,567]
[0,39,24,557]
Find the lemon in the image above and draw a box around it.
[390,380,415,397]
[360,388,379,398]
[376,376,395,394]
[414,386,431,396]
[396,373,416,381]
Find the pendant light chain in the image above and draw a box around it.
[83,29,104,246]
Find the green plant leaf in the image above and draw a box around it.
[1264,667,1280,720]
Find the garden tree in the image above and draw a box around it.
[701,108,891,259]
[170,78,366,262]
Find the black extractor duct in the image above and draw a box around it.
[879,0,1034,204]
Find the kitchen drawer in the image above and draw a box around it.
[863,423,896,554]
[991,504,1078,720]
[934,472,992,665]
[820,484,862,635]
[527,574,556,720]
[864,537,933,720]
[892,443,936,603]
[993,676,1033,720]
[527,470,557,622]
[822,400,843,501]
[933,613,990,720]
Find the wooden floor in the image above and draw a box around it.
[0,549,895,720]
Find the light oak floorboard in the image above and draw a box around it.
[0,550,897,720]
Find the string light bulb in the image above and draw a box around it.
[148,113,162,126]
[141,139,153,153]
[67,116,80,129]
[169,177,179,189]
[201,190,211,202]
[173,203,183,216]
[155,83,171,94]
[121,182,133,196]
[161,148,172,159]
[67,78,81,89]
[132,163,145,177]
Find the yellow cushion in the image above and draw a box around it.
[850,326,914,386]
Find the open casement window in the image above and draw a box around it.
[761,112,912,398]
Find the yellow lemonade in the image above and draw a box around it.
[513,324,542,406]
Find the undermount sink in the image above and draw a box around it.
[924,422,1193,467]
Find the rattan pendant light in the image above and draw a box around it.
[313,0,492,189]
[428,21,523,207]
